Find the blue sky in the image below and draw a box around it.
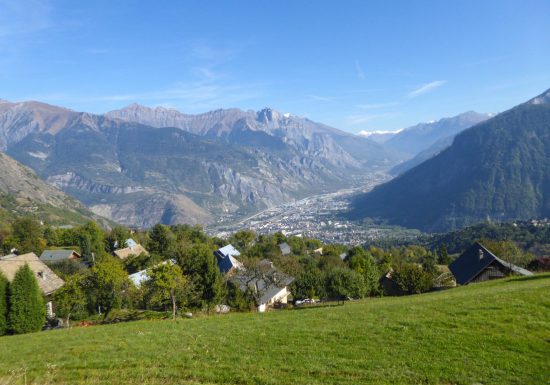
[1,0,549,133]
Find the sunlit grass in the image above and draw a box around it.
[1,274,548,384]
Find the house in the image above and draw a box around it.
[231,259,294,312]
[40,249,81,263]
[128,259,176,288]
[214,244,244,275]
[449,242,533,285]
[0,253,64,295]
[114,239,148,260]
[278,242,291,256]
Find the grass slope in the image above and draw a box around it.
[1,275,549,385]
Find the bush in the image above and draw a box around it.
[8,264,46,334]
[391,263,433,295]
[0,272,8,335]
[325,268,366,299]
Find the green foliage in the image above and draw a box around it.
[77,221,106,260]
[392,263,433,295]
[148,224,176,257]
[479,239,533,268]
[144,263,186,319]
[8,264,45,334]
[124,252,161,274]
[6,218,46,254]
[437,244,451,265]
[53,275,87,326]
[347,247,381,296]
[0,272,7,335]
[291,266,325,299]
[106,226,131,253]
[178,244,224,311]
[85,257,129,319]
[230,230,256,252]
[325,268,366,299]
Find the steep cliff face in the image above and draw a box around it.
[1,100,394,227]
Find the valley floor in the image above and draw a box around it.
[0,275,549,385]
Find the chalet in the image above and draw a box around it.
[0,253,65,295]
[449,242,533,285]
[40,249,81,263]
[231,259,294,312]
[114,239,148,260]
[278,242,291,256]
[214,244,244,275]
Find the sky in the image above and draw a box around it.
[1,0,549,133]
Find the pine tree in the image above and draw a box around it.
[0,272,8,335]
[8,264,45,334]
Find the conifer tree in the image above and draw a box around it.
[0,272,8,335]
[8,264,45,334]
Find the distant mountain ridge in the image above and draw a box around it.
[349,89,550,232]
[384,111,492,156]
[0,100,402,227]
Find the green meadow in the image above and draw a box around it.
[1,274,549,385]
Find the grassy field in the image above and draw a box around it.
[1,275,549,385]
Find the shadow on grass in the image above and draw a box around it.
[292,302,346,311]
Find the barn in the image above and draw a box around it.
[449,242,533,285]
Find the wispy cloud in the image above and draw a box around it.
[355,60,366,81]
[407,80,447,98]
[356,102,399,110]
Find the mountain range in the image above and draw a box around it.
[0,100,403,227]
[349,88,550,232]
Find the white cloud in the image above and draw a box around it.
[407,80,447,98]
[0,0,52,39]
[355,60,366,81]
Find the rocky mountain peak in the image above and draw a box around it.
[257,107,281,123]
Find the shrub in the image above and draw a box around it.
[0,272,8,335]
[8,264,46,334]
[392,263,433,295]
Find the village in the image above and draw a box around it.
[0,217,539,336]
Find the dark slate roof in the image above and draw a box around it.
[449,242,533,285]
[214,244,243,274]
[39,249,80,262]
[231,261,294,305]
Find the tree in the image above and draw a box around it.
[145,263,186,320]
[148,224,176,257]
[347,247,381,296]
[106,226,131,253]
[0,272,8,335]
[230,230,257,252]
[8,264,45,334]
[391,263,433,295]
[78,221,106,261]
[85,257,129,319]
[291,266,324,300]
[421,252,439,278]
[325,268,366,299]
[178,244,224,311]
[8,218,46,254]
[437,244,451,265]
[54,275,87,327]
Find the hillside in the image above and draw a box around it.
[0,275,548,384]
[349,89,550,232]
[0,152,110,226]
[0,100,402,227]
